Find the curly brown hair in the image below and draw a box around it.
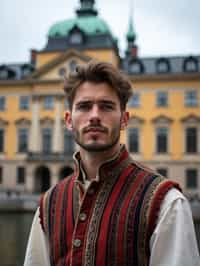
[63,60,133,110]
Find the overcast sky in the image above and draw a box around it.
[0,0,200,64]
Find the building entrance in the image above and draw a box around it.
[34,166,51,193]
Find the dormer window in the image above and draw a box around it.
[0,69,8,79]
[156,58,170,73]
[22,67,31,77]
[129,60,144,74]
[69,32,83,44]
[183,57,198,72]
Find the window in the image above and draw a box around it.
[156,127,168,153]
[0,96,5,110]
[128,128,139,153]
[185,91,198,107]
[157,168,168,177]
[0,167,3,184]
[69,60,77,73]
[0,70,8,79]
[186,169,198,189]
[58,67,66,77]
[157,60,170,73]
[42,128,52,153]
[184,58,198,72]
[128,93,140,107]
[17,167,25,184]
[18,128,28,152]
[0,129,4,152]
[156,92,168,107]
[69,32,83,44]
[185,127,197,153]
[130,61,143,74]
[44,96,54,110]
[19,96,29,110]
[23,68,31,77]
[64,129,74,155]
[64,99,70,109]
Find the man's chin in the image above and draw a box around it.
[78,142,116,152]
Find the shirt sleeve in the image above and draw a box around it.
[149,188,200,266]
[24,208,50,266]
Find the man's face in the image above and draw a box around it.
[65,81,129,152]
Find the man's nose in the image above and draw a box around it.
[89,105,101,122]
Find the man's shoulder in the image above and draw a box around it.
[129,158,162,179]
[128,157,182,192]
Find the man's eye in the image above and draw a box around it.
[100,104,114,111]
[76,103,91,111]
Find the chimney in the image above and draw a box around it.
[30,49,37,66]
[131,45,138,57]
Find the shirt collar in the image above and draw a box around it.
[73,145,132,183]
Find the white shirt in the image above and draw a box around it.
[24,188,200,266]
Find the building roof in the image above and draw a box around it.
[122,54,200,75]
[45,0,117,52]
[48,16,112,38]
[0,63,34,80]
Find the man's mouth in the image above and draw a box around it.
[83,126,107,134]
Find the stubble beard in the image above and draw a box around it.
[72,124,121,153]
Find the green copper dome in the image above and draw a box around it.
[48,16,112,38]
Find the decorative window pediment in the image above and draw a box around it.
[15,118,31,126]
[128,115,144,125]
[0,118,8,127]
[152,115,173,124]
[40,117,54,126]
[181,114,200,124]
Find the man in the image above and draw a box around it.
[24,61,200,266]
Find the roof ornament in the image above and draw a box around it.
[126,0,138,57]
[76,0,98,17]
[126,0,136,42]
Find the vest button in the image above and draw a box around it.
[73,238,82,248]
[79,212,87,222]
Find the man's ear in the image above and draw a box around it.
[120,111,129,130]
[64,111,73,131]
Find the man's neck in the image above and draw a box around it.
[79,144,121,180]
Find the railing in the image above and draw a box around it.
[27,151,74,162]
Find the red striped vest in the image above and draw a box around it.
[40,146,181,266]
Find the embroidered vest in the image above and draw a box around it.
[40,147,181,266]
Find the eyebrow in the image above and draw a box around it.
[75,99,117,106]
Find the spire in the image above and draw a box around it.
[126,17,136,42]
[126,0,136,42]
[76,0,98,17]
[126,0,138,57]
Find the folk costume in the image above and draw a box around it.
[24,145,200,266]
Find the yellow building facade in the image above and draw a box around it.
[0,0,199,201]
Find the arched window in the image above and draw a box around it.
[69,32,83,44]
[156,58,170,73]
[183,57,198,72]
[129,59,144,74]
